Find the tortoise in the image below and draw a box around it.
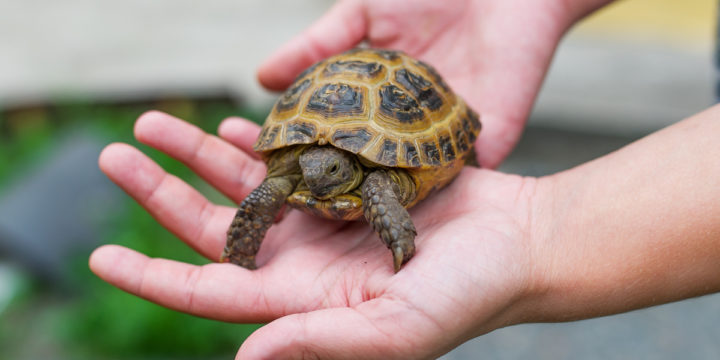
[221,48,481,272]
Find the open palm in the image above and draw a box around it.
[91,111,540,359]
[258,0,571,168]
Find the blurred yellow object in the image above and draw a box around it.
[576,0,716,48]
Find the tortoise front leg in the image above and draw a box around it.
[362,170,417,272]
[221,175,300,269]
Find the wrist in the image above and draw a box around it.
[514,168,620,323]
[507,172,570,323]
[465,172,570,329]
[513,107,720,323]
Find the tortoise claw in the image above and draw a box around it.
[393,245,404,273]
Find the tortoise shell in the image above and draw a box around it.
[255,48,481,210]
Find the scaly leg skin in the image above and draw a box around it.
[221,175,299,269]
[362,170,417,273]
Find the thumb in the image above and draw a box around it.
[257,0,367,91]
[237,300,434,360]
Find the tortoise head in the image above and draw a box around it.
[299,146,363,200]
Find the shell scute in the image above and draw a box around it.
[321,60,386,80]
[401,141,421,168]
[306,83,367,118]
[420,140,442,166]
[394,69,444,111]
[374,138,399,166]
[377,84,426,125]
[285,121,317,145]
[331,128,373,153]
[254,48,480,175]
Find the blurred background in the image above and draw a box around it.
[0,0,717,359]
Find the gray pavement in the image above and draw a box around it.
[442,293,720,360]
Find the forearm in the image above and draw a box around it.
[528,104,720,321]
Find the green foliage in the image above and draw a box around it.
[0,97,270,359]
[56,201,262,358]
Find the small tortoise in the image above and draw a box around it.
[221,48,481,272]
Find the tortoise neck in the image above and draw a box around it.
[383,168,416,206]
[299,146,364,199]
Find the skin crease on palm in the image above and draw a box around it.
[88,0,720,359]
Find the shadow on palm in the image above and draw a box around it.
[246,166,532,318]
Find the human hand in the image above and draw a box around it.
[258,0,577,168]
[90,111,545,359]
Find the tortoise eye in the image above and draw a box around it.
[329,163,339,175]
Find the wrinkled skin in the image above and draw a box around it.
[299,146,363,200]
[222,144,417,271]
[91,111,541,359]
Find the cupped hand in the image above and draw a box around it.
[90,111,544,359]
[258,0,573,168]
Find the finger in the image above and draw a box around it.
[257,0,367,91]
[238,299,435,360]
[134,110,267,203]
[217,117,263,160]
[89,245,282,322]
[99,143,234,259]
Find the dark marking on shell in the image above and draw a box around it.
[295,61,322,82]
[259,125,280,148]
[331,128,373,153]
[438,134,455,162]
[306,83,365,117]
[461,114,478,143]
[421,142,441,165]
[395,69,443,111]
[467,107,481,129]
[376,139,398,166]
[375,49,400,61]
[323,60,384,78]
[275,79,312,113]
[455,128,469,152]
[404,141,421,167]
[464,107,481,143]
[286,122,317,144]
[414,60,451,93]
[378,85,424,123]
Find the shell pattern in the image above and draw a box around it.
[254,48,481,209]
